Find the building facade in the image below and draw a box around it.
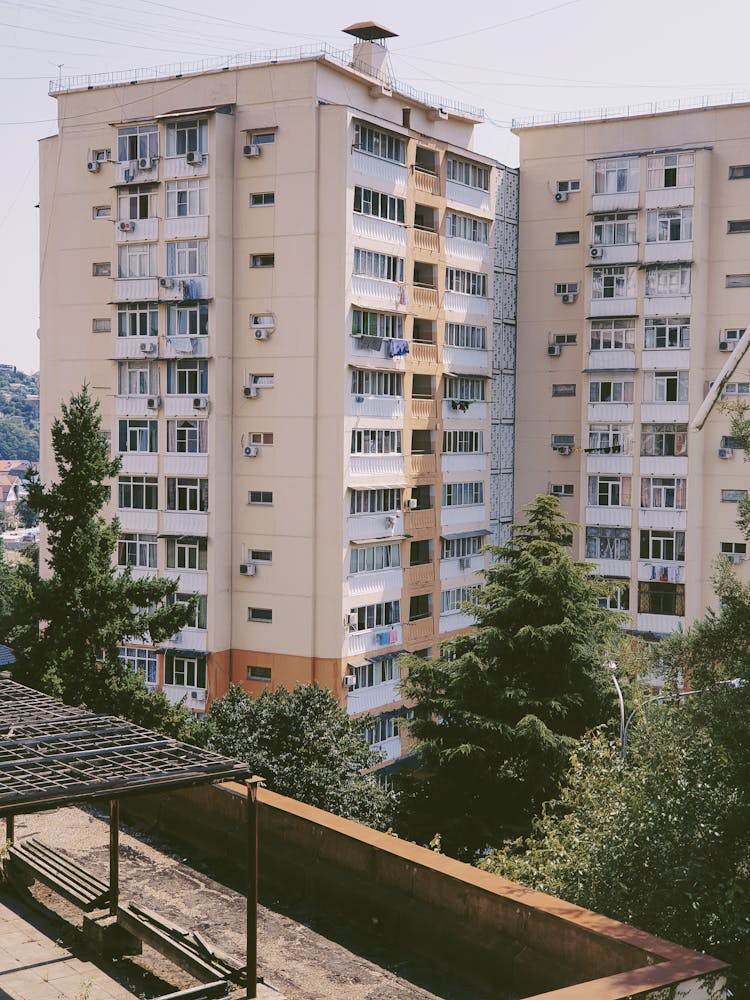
[39,30,517,764]
[514,101,750,636]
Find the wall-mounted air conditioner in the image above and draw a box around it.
[118,220,135,232]
[159,277,175,288]
[240,561,256,576]
[186,151,204,165]
[255,329,271,341]
[244,445,258,457]
[193,397,209,410]
[548,343,561,356]
[407,498,418,510]
[87,160,100,173]
[146,395,161,410]
[140,342,157,354]
[244,385,258,398]
[243,144,261,157]
[138,156,155,171]
[554,191,569,202]
[719,447,734,459]
[719,341,730,352]
[343,674,357,688]
[561,293,577,304]
[589,246,603,259]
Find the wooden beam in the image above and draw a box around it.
[246,776,264,1000]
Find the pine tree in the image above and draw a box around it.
[399,494,623,858]
[4,386,194,735]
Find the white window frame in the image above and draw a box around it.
[646,207,693,243]
[167,240,208,277]
[117,533,157,569]
[118,243,156,279]
[593,157,639,195]
[118,360,158,396]
[349,543,401,574]
[445,267,487,297]
[590,319,635,351]
[353,122,405,164]
[351,369,403,398]
[647,152,694,190]
[644,317,690,349]
[444,323,486,350]
[589,379,634,404]
[118,476,158,511]
[166,418,208,454]
[591,266,636,299]
[118,646,157,685]
[588,474,631,507]
[167,302,208,338]
[440,586,480,615]
[165,655,206,688]
[641,477,687,510]
[442,430,483,453]
[588,423,625,454]
[446,212,489,243]
[353,248,404,283]
[350,429,402,454]
[352,309,404,339]
[645,266,691,297]
[442,481,484,506]
[118,302,158,339]
[353,186,405,224]
[165,118,208,157]
[446,158,489,191]
[350,488,402,514]
[591,213,637,246]
[166,179,208,218]
[166,535,207,570]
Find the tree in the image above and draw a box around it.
[398,494,623,858]
[3,386,194,736]
[15,494,38,529]
[206,684,397,829]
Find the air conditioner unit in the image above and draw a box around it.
[558,445,573,456]
[458,556,471,571]
[726,552,743,564]
[159,277,175,288]
[118,220,135,232]
[561,293,577,304]
[343,674,357,688]
[193,397,209,410]
[244,445,258,457]
[385,514,397,528]
[190,689,206,702]
[146,395,161,410]
[87,160,100,173]
[554,191,569,202]
[243,144,261,157]
[243,385,258,398]
[719,341,730,352]
[138,156,155,171]
[589,246,603,259]
[139,341,157,354]
[548,343,561,356]
[186,151,204,165]
[347,612,358,630]
[254,329,271,341]
[407,498,418,510]
[719,447,734,459]
[240,561,257,576]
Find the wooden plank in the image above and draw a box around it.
[21,839,109,896]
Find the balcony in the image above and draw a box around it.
[442,346,490,373]
[370,734,402,761]
[116,509,158,533]
[404,508,436,533]
[636,612,686,635]
[446,180,491,215]
[349,395,405,420]
[644,295,691,317]
[586,454,632,475]
[163,336,209,359]
[162,511,209,535]
[352,214,407,248]
[410,398,437,422]
[348,454,405,479]
[589,558,632,578]
[639,508,687,530]
[587,402,633,423]
[114,159,159,184]
[588,297,637,318]
[589,244,639,265]
[440,555,484,581]
[352,150,407,193]
[591,191,640,213]
[645,187,694,209]
[114,337,159,360]
[639,456,687,477]
[407,454,437,477]
[439,610,476,633]
[587,349,636,370]
[115,394,152,416]
[637,561,684,583]
[403,562,435,588]
[445,237,489,267]
[347,510,404,543]
[346,678,402,715]
[163,396,207,418]
[162,568,208,594]
[412,284,439,310]
[440,504,486,529]
[115,218,158,243]
[640,403,689,424]
[347,624,402,657]
[642,348,690,370]
[164,216,209,240]
[442,400,488,421]
[643,241,693,264]
[163,454,208,476]
[413,228,439,254]
[350,335,408,367]
[402,616,435,643]
[441,453,488,474]
[584,505,632,528]
[163,153,209,179]
[119,453,158,475]
[347,567,404,598]
[170,626,208,652]
[351,275,404,308]
[113,277,159,302]
[443,291,490,317]
[413,168,440,195]
[411,342,439,366]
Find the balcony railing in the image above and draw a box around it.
[402,616,435,643]
[413,167,440,195]
[407,454,437,476]
[413,228,439,253]
[404,508,436,532]
[411,342,439,366]
[346,678,402,716]
[411,398,437,422]
[412,284,439,310]
[404,563,435,588]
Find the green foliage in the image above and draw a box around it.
[14,494,37,529]
[206,684,397,829]
[1,386,194,738]
[398,495,623,858]
[0,366,39,461]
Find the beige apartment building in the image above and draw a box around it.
[514,99,750,636]
[38,26,518,766]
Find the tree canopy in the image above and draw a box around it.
[206,684,396,829]
[398,495,623,857]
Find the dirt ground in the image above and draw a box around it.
[7,806,511,1000]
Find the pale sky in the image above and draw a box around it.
[2,0,750,374]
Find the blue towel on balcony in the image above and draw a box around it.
[386,338,410,358]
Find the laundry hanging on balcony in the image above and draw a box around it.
[386,338,409,358]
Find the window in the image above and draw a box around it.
[585,527,631,560]
[554,282,579,296]
[646,207,693,243]
[647,152,694,189]
[555,231,580,245]
[117,124,158,162]
[721,435,740,450]
[118,302,158,339]
[166,536,207,570]
[591,213,637,246]
[443,430,483,453]
[353,122,405,164]
[643,370,689,403]
[248,490,273,505]
[444,376,485,402]
[251,374,274,388]
[166,477,208,512]
[727,219,750,234]
[644,317,690,349]
[444,323,486,349]
[349,543,401,574]
[93,149,110,163]
[549,483,574,496]
[641,477,687,509]
[365,714,401,746]
[249,549,272,564]
[729,165,750,180]
[445,267,487,297]
[352,309,403,339]
[248,432,274,446]
[165,655,206,688]
[351,656,399,690]
[169,592,207,630]
[118,419,158,453]
[167,240,208,277]
[167,302,208,338]
[447,213,489,243]
[353,186,405,224]
[598,580,630,611]
[351,369,403,397]
[552,333,577,346]
[722,382,750,397]
[93,318,111,333]
[589,379,634,403]
[721,542,747,562]
[118,243,156,279]
[638,582,685,616]
[251,313,275,331]
[593,157,639,194]
[251,254,275,269]
[640,529,685,562]
[588,423,625,454]
[641,424,687,457]
[442,481,484,506]
[250,131,275,145]
[446,158,489,191]
[118,185,156,221]
[118,476,158,510]
[590,319,635,351]
[645,265,691,296]
[721,489,749,503]
[350,429,402,454]
[350,488,402,514]
[250,192,275,207]
[588,475,631,507]
[166,118,208,157]
[551,434,575,450]
[93,205,111,219]
[93,262,111,277]
[117,533,157,569]
[166,360,208,395]
[353,249,404,282]
[166,419,208,454]
[166,179,208,218]
[348,601,401,631]
[591,266,636,299]
[726,274,750,288]
[441,535,483,559]
[247,665,272,682]
[721,328,745,348]
[557,179,580,194]
[440,586,481,615]
[552,384,577,397]
[118,647,157,686]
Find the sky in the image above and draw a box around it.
[2,0,750,374]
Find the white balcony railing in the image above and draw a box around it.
[443,291,490,317]
[162,511,209,535]
[638,508,687,530]
[584,506,633,528]
[442,346,490,373]
[441,453,488,474]
[636,612,686,635]
[587,350,636,370]
[162,568,208,594]
[346,678,402,715]
[163,685,208,709]
[346,624,402,657]
[163,454,209,476]
[347,568,404,597]
[439,611,476,633]
[445,180,491,215]
[119,453,158,475]
[351,275,404,308]
[370,734,402,761]
[348,395,405,420]
[162,154,209,179]
[115,218,158,243]
[445,237,489,266]
[347,510,405,542]
[113,277,159,302]
[348,454,405,478]
[351,151,408,193]
[163,216,209,240]
[352,214,407,247]
[116,509,159,533]
[440,504,487,529]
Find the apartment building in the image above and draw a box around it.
[38,25,517,766]
[514,99,750,636]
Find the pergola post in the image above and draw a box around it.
[109,798,119,917]
[5,814,14,845]
[246,777,263,1000]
